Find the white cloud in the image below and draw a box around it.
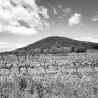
[43,20,50,30]
[69,13,82,26]
[92,15,98,22]
[8,26,38,35]
[52,6,57,15]
[0,42,23,52]
[39,6,50,19]
[62,8,72,13]
[0,0,50,35]
[92,11,98,22]
[78,37,98,43]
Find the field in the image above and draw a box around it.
[0,52,98,98]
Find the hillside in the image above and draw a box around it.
[16,36,98,51]
[0,36,98,55]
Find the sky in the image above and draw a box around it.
[0,0,98,52]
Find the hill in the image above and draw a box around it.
[0,36,98,54]
[16,36,98,51]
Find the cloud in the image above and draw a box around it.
[58,8,72,19]
[52,6,57,15]
[92,11,98,22]
[0,0,50,35]
[78,37,98,43]
[0,42,23,52]
[8,26,38,35]
[62,8,72,14]
[39,6,50,19]
[92,16,98,22]
[43,20,50,30]
[69,13,82,26]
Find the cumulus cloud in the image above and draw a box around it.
[0,0,50,35]
[69,13,82,26]
[78,37,98,43]
[0,42,23,52]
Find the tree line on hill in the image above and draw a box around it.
[12,46,86,56]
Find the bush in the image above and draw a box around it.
[29,49,36,56]
[43,49,50,55]
[75,46,86,53]
[58,47,71,54]
[34,48,41,55]
[70,45,75,52]
[29,48,41,56]
[50,47,59,54]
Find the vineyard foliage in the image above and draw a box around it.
[0,52,98,98]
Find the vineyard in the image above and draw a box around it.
[0,52,98,98]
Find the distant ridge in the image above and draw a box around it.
[0,36,98,54]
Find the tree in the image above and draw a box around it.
[43,49,50,55]
[70,45,75,52]
[34,48,41,55]
[18,50,26,55]
[75,46,86,53]
[50,46,59,54]
[29,49,36,56]
[58,47,71,53]
[28,48,41,56]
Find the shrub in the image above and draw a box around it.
[34,48,41,55]
[50,47,59,54]
[58,47,71,53]
[70,45,75,52]
[29,48,41,56]
[75,46,86,53]
[29,49,36,56]
[43,49,50,55]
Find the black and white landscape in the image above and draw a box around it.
[0,0,98,98]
